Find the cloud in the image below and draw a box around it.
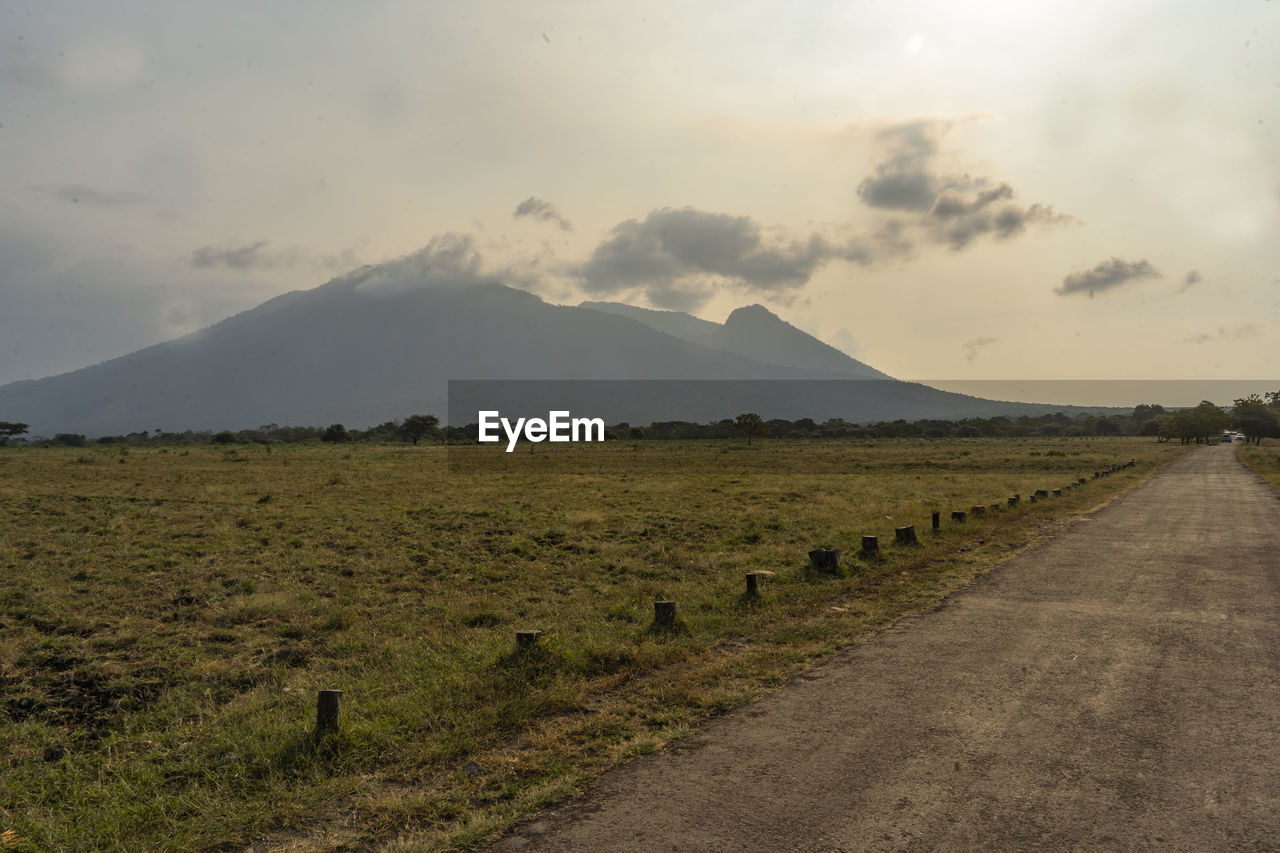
[577,207,875,310]
[186,241,360,274]
[30,184,145,206]
[962,336,999,362]
[927,184,1071,250]
[513,196,573,231]
[1178,269,1203,293]
[353,233,509,296]
[1056,257,1161,297]
[188,241,277,270]
[1180,323,1263,344]
[857,120,1073,249]
[856,120,948,211]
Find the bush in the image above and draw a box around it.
[321,424,351,443]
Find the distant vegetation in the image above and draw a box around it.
[5,395,1279,448]
[0,420,28,445]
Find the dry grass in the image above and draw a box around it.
[1238,439,1280,489]
[0,437,1188,850]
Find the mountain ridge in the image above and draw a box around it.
[1,274,1094,437]
[579,300,889,380]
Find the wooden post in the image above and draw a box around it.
[1078,477,1086,485]
[1052,489,1062,497]
[1008,496,1018,506]
[745,570,774,596]
[861,535,879,556]
[990,504,1001,513]
[316,689,342,736]
[808,548,840,570]
[654,600,677,626]
[515,630,542,651]
[951,510,967,523]
[895,525,919,546]
[1035,489,1049,498]
[932,511,941,530]
[970,505,985,517]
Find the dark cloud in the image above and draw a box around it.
[856,121,947,211]
[513,196,572,231]
[1178,269,1202,293]
[1056,257,1161,297]
[188,241,276,270]
[857,121,1073,249]
[186,241,359,274]
[578,207,877,310]
[568,120,1077,311]
[31,184,145,206]
[962,336,999,363]
[927,184,1071,249]
[565,120,1076,311]
[858,170,938,212]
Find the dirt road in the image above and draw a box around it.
[492,445,1280,851]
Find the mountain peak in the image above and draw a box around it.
[723,304,780,326]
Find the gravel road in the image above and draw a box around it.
[492,444,1280,851]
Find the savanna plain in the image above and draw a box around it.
[5,436,1242,850]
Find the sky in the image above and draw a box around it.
[2,0,1277,393]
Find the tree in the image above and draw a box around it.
[1231,395,1280,445]
[321,424,351,443]
[397,414,441,446]
[734,412,770,445]
[0,421,28,446]
[1138,417,1165,437]
[1187,400,1227,444]
[1132,404,1166,426]
[1158,410,1199,445]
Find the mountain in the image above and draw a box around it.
[580,301,889,379]
[579,301,722,341]
[0,271,1092,437]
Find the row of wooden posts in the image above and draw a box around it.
[310,459,1136,735]
[805,458,1135,570]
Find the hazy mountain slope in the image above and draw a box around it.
[0,271,1105,437]
[579,301,722,340]
[0,278,851,436]
[581,301,889,379]
[701,305,890,379]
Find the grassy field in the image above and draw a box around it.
[0,437,1189,851]
[1239,439,1280,489]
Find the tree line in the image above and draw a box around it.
[4,393,1278,448]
